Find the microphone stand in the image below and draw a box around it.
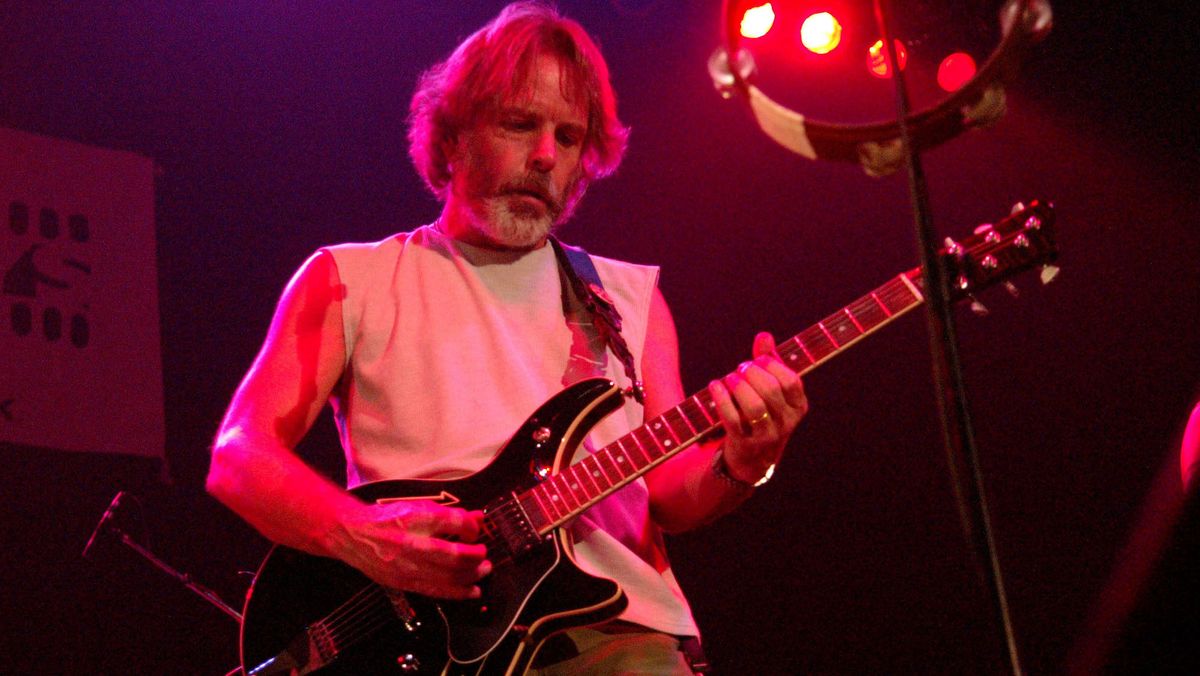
[109,526,244,623]
[82,493,242,623]
[872,1,1022,673]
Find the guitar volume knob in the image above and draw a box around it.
[396,653,420,672]
[532,427,552,443]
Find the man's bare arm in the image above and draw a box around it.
[206,250,490,598]
[641,288,808,533]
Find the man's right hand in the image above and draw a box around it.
[331,500,492,600]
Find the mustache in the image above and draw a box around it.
[501,177,563,214]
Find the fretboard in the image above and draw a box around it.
[516,267,928,535]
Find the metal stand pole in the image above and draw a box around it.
[871,1,1022,673]
[111,525,244,623]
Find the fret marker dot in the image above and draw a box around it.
[570,483,578,490]
[616,456,626,463]
[551,495,560,501]
[788,354,798,361]
[664,440,672,447]
[593,470,601,477]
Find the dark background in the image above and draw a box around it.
[2,1,1198,673]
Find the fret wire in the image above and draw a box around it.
[844,298,876,329]
[540,478,566,516]
[579,462,601,503]
[519,493,547,529]
[869,291,893,317]
[654,414,685,453]
[879,281,909,309]
[562,468,588,509]
[593,447,618,486]
[695,392,720,426]
[534,483,565,520]
[801,326,835,360]
[849,295,889,328]
[791,336,817,364]
[823,312,861,343]
[597,447,623,484]
[878,279,917,313]
[549,473,581,512]
[565,464,590,504]
[896,271,925,300]
[630,427,660,465]
[678,397,712,435]
[672,404,699,437]
[777,339,813,373]
[843,306,865,332]
[578,455,606,494]
[657,412,684,444]
[520,493,550,530]
[609,441,634,477]
[816,320,841,348]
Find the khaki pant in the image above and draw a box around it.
[527,623,699,675]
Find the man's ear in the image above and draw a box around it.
[440,131,460,175]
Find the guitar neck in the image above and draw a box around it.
[518,267,928,535]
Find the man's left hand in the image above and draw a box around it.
[708,332,809,485]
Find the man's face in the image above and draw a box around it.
[446,56,588,250]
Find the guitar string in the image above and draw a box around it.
[326,590,396,655]
[320,583,382,629]
[321,585,392,653]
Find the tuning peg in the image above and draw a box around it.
[1040,264,1060,284]
[1010,201,1026,214]
[974,224,1001,243]
[969,296,990,316]
[1004,281,1020,297]
[944,237,964,257]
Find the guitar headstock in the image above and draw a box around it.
[941,199,1058,302]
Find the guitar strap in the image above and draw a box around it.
[549,236,645,405]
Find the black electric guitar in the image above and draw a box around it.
[239,201,1058,676]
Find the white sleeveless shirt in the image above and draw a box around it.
[324,224,699,636]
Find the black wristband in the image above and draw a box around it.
[710,448,757,493]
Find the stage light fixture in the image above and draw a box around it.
[867,39,907,78]
[937,52,977,91]
[799,12,842,54]
[740,3,776,39]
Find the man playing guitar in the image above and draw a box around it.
[207,3,808,673]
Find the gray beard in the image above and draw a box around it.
[470,196,555,250]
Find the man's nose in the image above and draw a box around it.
[529,131,556,173]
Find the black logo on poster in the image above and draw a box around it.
[3,201,90,348]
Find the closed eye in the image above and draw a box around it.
[557,130,582,148]
[502,117,536,132]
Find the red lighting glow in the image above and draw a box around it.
[867,39,908,78]
[800,12,842,54]
[937,52,977,92]
[740,3,776,39]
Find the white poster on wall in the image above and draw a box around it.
[0,127,163,460]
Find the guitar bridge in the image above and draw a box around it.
[485,494,542,559]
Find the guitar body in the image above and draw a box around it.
[240,378,631,675]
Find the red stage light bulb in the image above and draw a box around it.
[800,12,842,54]
[937,52,977,91]
[868,39,908,78]
[740,3,776,39]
